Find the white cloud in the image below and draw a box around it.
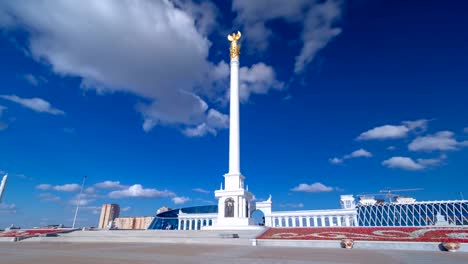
[417,154,447,167]
[330,148,372,165]
[94,180,126,190]
[0,1,281,136]
[108,184,175,199]
[0,203,16,213]
[53,184,81,192]
[69,198,94,206]
[357,119,429,140]
[192,188,210,194]
[80,206,101,215]
[382,157,424,171]
[0,105,7,130]
[84,187,96,194]
[23,73,39,86]
[358,125,409,140]
[387,146,396,151]
[328,157,343,164]
[239,63,284,102]
[36,183,81,192]
[0,95,65,115]
[121,206,131,212]
[344,148,372,158]
[232,0,343,73]
[182,109,228,137]
[38,193,61,202]
[172,196,190,204]
[279,203,304,208]
[291,182,334,193]
[382,155,447,171]
[36,184,52,190]
[409,131,468,152]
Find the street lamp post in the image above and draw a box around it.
[72,176,87,229]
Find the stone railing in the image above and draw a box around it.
[177,213,217,230]
[267,208,358,227]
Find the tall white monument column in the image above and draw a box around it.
[204,31,260,230]
[229,49,240,175]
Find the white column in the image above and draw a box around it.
[195,219,199,230]
[178,219,181,230]
[337,216,342,227]
[291,217,296,227]
[299,217,304,227]
[228,57,240,175]
[278,217,283,227]
[313,217,318,227]
[320,216,325,227]
[306,217,311,227]
[241,198,245,218]
[328,216,333,226]
[184,220,187,230]
[345,216,350,227]
[353,215,359,226]
[234,196,239,218]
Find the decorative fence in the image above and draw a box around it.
[356,200,468,226]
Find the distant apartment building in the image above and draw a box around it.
[98,204,120,229]
[114,216,155,230]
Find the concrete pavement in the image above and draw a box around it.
[0,242,467,264]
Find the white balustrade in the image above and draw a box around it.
[269,208,357,228]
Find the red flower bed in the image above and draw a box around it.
[0,229,71,238]
[257,227,468,242]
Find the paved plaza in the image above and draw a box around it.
[0,243,467,264]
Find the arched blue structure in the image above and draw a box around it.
[147,205,218,230]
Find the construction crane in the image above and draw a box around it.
[379,188,423,202]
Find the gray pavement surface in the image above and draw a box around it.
[0,242,467,264]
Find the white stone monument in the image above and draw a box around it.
[206,32,260,230]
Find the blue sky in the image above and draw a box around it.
[0,0,467,228]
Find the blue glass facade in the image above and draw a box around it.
[356,201,468,226]
[147,205,218,230]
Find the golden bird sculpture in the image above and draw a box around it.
[228,31,241,59]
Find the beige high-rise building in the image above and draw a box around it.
[98,204,120,229]
[114,216,154,230]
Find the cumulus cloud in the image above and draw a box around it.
[108,184,175,199]
[0,95,64,115]
[0,203,16,213]
[69,197,94,206]
[382,157,424,171]
[357,119,428,140]
[182,108,228,137]
[94,181,126,190]
[279,203,304,208]
[232,0,343,73]
[172,196,190,204]
[382,155,446,171]
[408,131,468,152]
[328,157,343,164]
[291,182,334,193]
[344,149,372,158]
[330,148,372,165]
[0,1,281,136]
[239,63,284,102]
[36,183,81,192]
[0,105,7,130]
[192,188,210,194]
[80,206,101,215]
[38,193,61,202]
[22,73,40,86]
